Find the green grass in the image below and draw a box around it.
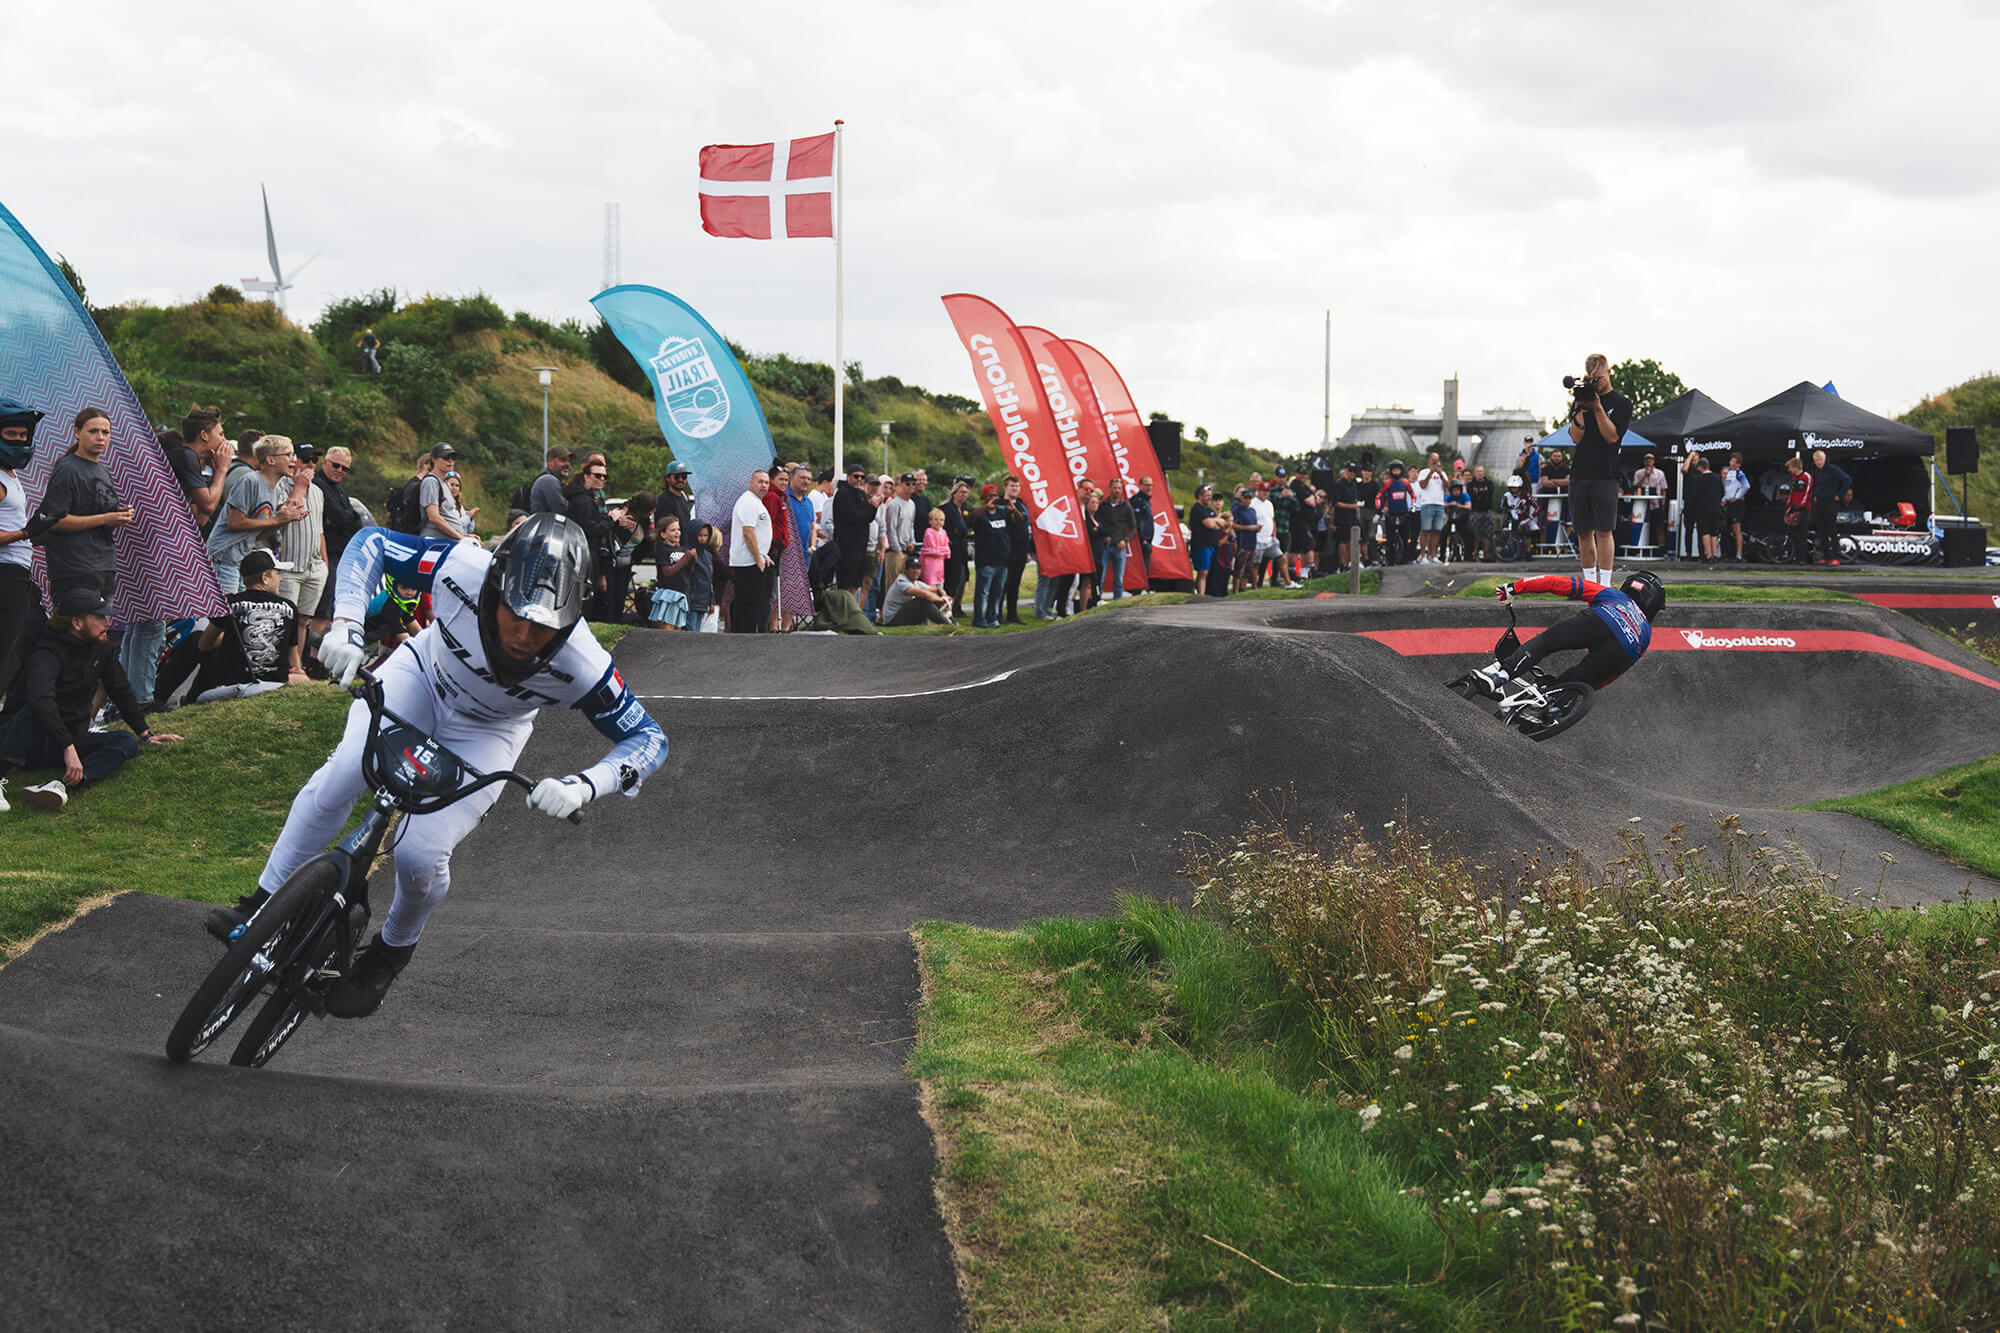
[0,684,353,956]
[1235,569,1380,599]
[917,823,2000,1331]
[1454,576,1856,603]
[914,905,1487,1331]
[877,590,1193,636]
[1803,752,2000,879]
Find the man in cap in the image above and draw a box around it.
[0,587,181,813]
[831,461,877,593]
[528,444,573,516]
[657,459,695,535]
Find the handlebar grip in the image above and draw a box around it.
[567,811,584,826]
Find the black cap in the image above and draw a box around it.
[429,442,456,460]
[55,586,109,617]
[239,549,287,583]
[816,466,834,483]
[295,441,317,463]
[845,461,866,476]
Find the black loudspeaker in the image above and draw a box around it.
[1147,418,1183,471]
[1941,520,1987,568]
[1946,427,1979,475]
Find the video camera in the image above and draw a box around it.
[1562,374,1599,404]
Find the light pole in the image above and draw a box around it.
[877,420,895,477]
[533,366,557,469]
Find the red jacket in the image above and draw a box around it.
[761,485,792,548]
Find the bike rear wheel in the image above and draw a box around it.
[165,864,330,1064]
[1513,681,1594,742]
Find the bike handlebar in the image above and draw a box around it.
[351,670,584,825]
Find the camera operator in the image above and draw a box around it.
[1563,353,1632,586]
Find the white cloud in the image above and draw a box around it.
[4,0,1994,453]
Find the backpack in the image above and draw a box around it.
[385,475,425,534]
[510,478,535,514]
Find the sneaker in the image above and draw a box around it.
[206,889,271,944]
[21,780,67,812]
[325,937,418,1019]
[1469,662,1511,699]
[0,778,8,814]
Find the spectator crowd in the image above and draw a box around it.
[0,384,1872,815]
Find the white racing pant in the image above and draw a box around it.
[256,644,531,948]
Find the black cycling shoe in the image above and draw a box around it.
[325,938,417,1019]
[206,890,271,944]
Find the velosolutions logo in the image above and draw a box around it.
[1679,630,1799,649]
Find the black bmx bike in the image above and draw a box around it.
[164,670,582,1068]
[1442,603,1595,742]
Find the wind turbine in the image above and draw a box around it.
[240,184,318,314]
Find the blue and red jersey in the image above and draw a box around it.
[1513,575,1651,664]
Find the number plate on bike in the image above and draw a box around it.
[377,725,467,802]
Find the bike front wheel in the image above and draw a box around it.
[229,866,360,1069]
[165,864,331,1064]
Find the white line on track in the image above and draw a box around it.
[639,668,1019,702]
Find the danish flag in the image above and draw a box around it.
[698,133,834,239]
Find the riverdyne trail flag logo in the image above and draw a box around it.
[698,134,835,239]
[651,337,730,438]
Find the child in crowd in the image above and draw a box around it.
[151,550,304,707]
[918,506,949,585]
[686,523,720,632]
[649,515,694,630]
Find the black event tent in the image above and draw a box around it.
[1628,389,1736,453]
[1682,381,1933,458]
[1683,382,1935,519]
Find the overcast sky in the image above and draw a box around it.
[8,0,1995,454]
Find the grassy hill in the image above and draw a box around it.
[1899,373,2000,522]
[82,282,1282,519]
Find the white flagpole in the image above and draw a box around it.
[832,119,846,479]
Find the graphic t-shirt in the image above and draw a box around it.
[218,589,299,683]
[206,467,278,568]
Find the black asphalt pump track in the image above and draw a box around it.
[3,595,1997,1329]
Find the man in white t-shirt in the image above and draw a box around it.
[1413,451,1450,564]
[730,469,774,633]
[1249,484,1278,587]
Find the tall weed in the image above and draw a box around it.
[1186,818,2000,1329]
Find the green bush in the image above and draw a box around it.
[312,287,398,353]
[379,340,455,436]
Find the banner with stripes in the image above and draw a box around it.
[0,199,225,624]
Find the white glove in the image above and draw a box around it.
[1494,581,1516,604]
[318,618,368,687]
[527,776,591,820]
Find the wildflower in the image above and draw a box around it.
[1358,1103,1382,1132]
[1393,1045,1414,1062]
[1480,1189,1504,1209]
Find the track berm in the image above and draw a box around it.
[3,594,1996,1329]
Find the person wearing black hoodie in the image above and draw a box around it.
[0,587,180,813]
[831,462,878,593]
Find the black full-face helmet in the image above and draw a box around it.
[1619,569,1665,620]
[479,512,595,684]
[0,398,45,471]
